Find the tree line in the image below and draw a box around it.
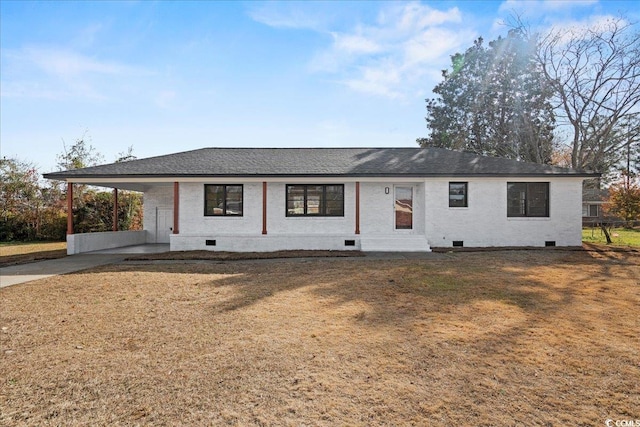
[1,136,142,242]
[417,16,640,225]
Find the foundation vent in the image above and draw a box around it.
[344,240,356,247]
[452,241,464,247]
[545,241,556,247]
[205,240,216,246]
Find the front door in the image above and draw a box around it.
[394,186,413,230]
[156,207,173,243]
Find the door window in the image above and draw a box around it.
[395,187,413,230]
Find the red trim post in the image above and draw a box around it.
[355,181,360,235]
[66,182,74,235]
[173,182,179,234]
[113,188,119,232]
[262,182,268,235]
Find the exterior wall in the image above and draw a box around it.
[143,185,173,243]
[179,182,263,236]
[425,177,584,247]
[171,182,361,252]
[145,177,584,252]
[360,182,425,235]
[358,182,429,251]
[266,183,356,235]
[67,230,147,255]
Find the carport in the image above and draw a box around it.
[43,168,179,255]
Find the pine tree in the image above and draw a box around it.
[418,29,555,164]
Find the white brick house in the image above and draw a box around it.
[44,147,596,253]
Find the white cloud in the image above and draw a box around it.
[155,90,177,109]
[247,1,474,99]
[1,46,151,100]
[493,1,621,40]
[0,80,72,100]
[379,2,462,33]
[309,2,472,99]
[344,61,403,99]
[247,3,328,31]
[332,32,382,55]
[402,27,467,66]
[18,47,144,78]
[498,0,598,15]
[544,14,628,47]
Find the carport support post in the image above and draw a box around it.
[173,182,179,234]
[66,182,74,235]
[262,181,267,235]
[355,181,360,235]
[112,188,118,232]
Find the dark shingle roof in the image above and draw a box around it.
[43,147,596,180]
[582,188,608,202]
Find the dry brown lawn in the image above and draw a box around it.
[0,242,67,268]
[1,250,638,426]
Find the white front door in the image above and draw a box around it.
[156,207,173,243]
[394,186,413,230]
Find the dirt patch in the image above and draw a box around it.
[125,249,365,261]
[1,250,638,425]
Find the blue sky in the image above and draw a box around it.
[1,0,636,173]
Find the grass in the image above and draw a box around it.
[582,227,640,247]
[0,241,67,267]
[1,250,638,426]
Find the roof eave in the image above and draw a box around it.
[43,172,600,180]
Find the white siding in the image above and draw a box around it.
[360,182,425,235]
[145,177,583,252]
[171,182,360,251]
[179,182,263,236]
[424,177,583,247]
[266,183,355,235]
[143,185,173,244]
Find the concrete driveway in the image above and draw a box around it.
[0,244,169,288]
[0,254,128,288]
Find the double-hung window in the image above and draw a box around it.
[449,182,468,207]
[204,185,243,216]
[582,204,599,217]
[507,182,549,217]
[286,184,344,217]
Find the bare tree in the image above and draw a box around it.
[536,17,640,175]
[56,130,104,171]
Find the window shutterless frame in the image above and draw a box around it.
[286,184,344,217]
[449,182,468,207]
[204,184,243,216]
[507,182,549,217]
